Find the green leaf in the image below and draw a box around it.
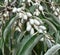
[42,19,57,33]
[0,38,3,49]
[17,34,43,55]
[17,31,26,43]
[49,13,60,24]
[46,18,60,30]
[55,31,60,44]
[29,5,36,14]
[3,15,18,41]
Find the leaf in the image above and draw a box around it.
[29,5,36,14]
[45,39,52,48]
[17,31,26,43]
[3,15,18,41]
[0,38,3,49]
[49,13,60,24]
[55,31,60,44]
[46,18,60,30]
[42,19,57,33]
[16,35,32,55]
[17,34,43,55]
[44,44,60,55]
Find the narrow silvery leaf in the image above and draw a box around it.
[42,19,57,32]
[17,34,43,55]
[3,15,18,41]
[45,39,52,48]
[45,44,60,55]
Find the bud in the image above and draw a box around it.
[23,14,28,20]
[17,8,21,12]
[40,38,44,41]
[33,9,40,16]
[39,26,46,30]
[34,25,39,31]
[54,11,58,16]
[12,7,17,13]
[3,11,9,17]
[15,27,21,32]
[30,28,34,35]
[26,22,32,31]
[51,2,54,6]
[3,13,8,17]
[35,17,43,24]
[52,6,55,11]
[39,5,43,11]
[34,19,40,25]
[18,12,23,18]
[26,12,32,17]
[29,19,34,25]
[56,8,59,12]
[27,0,31,2]
[38,29,43,33]
[33,3,39,6]
[44,31,47,33]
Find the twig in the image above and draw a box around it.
[33,49,37,55]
